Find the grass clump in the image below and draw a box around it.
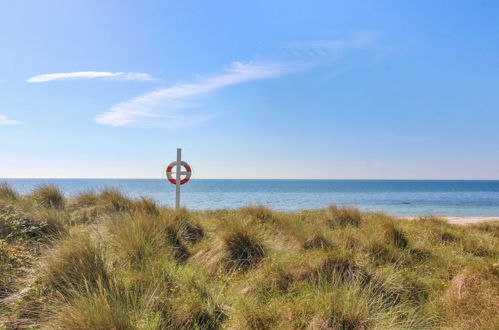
[133,197,160,216]
[307,288,373,330]
[0,183,18,201]
[435,231,458,243]
[40,233,108,295]
[443,265,499,329]
[326,205,363,227]
[241,205,274,221]
[170,208,204,244]
[229,297,278,329]
[461,233,497,257]
[467,221,499,238]
[178,219,204,244]
[202,217,267,272]
[222,229,265,271]
[71,190,100,207]
[44,275,172,330]
[30,185,65,208]
[45,288,137,330]
[382,222,409,249]
[303,234,332,250]
[304,254,372,286]
[109,214,188,267]
[99,189,134,212]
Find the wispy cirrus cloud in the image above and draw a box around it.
[95,61,298,127]
[27,71,154,83]
[0,115,22,126]
[96,31,379,128]
[281,30,378,59]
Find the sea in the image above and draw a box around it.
[2,179,499,217]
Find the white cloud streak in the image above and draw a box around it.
[95,61,296,126]
[0,115,22,126]
[27,71,154,83]
[282,31,379,59]
[96,32,379,128]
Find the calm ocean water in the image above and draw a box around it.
[2,179,499,217]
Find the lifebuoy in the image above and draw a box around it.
[166,161,192,185]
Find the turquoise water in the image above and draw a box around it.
[2,179,499,217]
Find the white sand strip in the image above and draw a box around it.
[405,216,499,225]
[443,217,499,225]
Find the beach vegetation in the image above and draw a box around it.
[0,183,18,201]
[241,205,274,221]
[326,205,362,227]
[0,186,498,329]
[30,184,65,208]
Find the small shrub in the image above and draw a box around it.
[0,182,18,200]
[327,205,362,227]
[31,185,65,208]
[0,239,26,297]
[0,208,64,242]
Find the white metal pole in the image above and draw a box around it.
[175,148,181,210]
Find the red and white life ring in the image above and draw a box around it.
[166,161,192,185]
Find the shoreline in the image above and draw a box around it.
[405,216,499,225]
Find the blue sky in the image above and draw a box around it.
[1,1,499,179]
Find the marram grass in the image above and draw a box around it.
[0,183,498,329]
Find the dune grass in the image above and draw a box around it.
[0,183,497,329]
[0,183,18,201]
[29,185,65,209]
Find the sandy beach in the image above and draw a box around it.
[406,216,499,225]
[443,216,499,225]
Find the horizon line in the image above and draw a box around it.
[2,178,499,181]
